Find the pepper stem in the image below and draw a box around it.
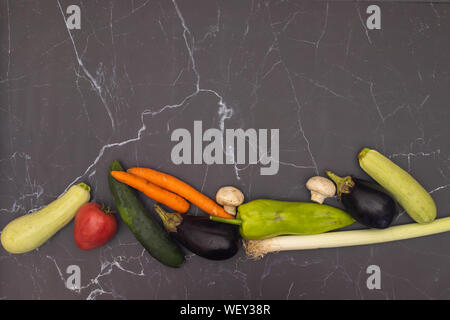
[210,216,243,226]
[154,204,183,233]
[325,170,355,198]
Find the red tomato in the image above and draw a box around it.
[74,202,117,250]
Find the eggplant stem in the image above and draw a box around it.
[154,204,182,233]
[325,170,355,198]
[210,216,243,226]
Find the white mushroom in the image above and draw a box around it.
[216,186,244,216]
[305,176,336,204]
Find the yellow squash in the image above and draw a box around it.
[1,183,90,253]
[358,148,436,224]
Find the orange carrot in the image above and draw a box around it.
[127,167,234,219]
[110,171,190,213]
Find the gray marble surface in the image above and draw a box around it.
[1,0,449,300]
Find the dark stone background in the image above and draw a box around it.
[0,0,449,299]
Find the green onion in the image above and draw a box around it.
[244,217,450,259]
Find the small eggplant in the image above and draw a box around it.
[154,205,241,260]
[326,171,398,229]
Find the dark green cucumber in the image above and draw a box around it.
[108,160,184,268]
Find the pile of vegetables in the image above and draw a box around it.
[245,147,442,258]
[0,147,447,268]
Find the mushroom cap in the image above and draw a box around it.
[306,176,336,197]
[216,186,244,206]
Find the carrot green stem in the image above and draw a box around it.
[325,170,354,198]
[210,216,242,226]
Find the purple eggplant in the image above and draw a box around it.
[326,171,398,229]
[154,205,241,260]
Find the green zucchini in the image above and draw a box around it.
[358,148,437,224]
[108,160,184,268]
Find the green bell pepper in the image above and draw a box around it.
[211,199,355,240]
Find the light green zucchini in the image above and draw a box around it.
[358,148,436,224]
[1,183,91,253]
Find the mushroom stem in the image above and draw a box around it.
[223,205,237,216]
[310,191,326,204]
